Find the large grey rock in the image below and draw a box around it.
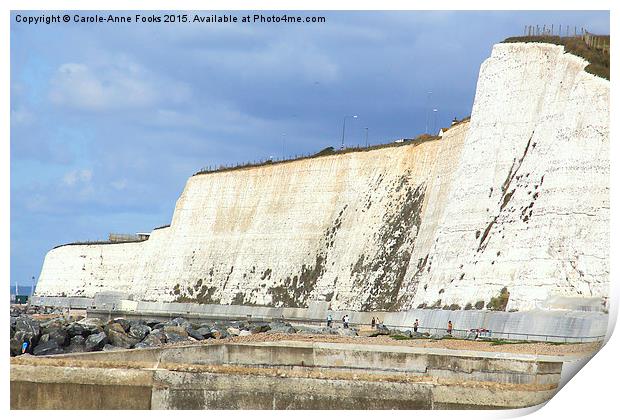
[336,328,358,337]
[10,338,23,357]
[111,318,131,332]
[107,329,139,349]
[144,319,162,328]
[46,328,69,347]
[250,323,271,334]
[268,322,297,334]
[66,336,86,353]
[196,327,214,339]
[13,330,39,350]
[210,328,229,339]
[40,317,67,334]
[170,317,192,329]
[15,316,40,337]
[77,318,105,334]
[294,325,323,334]
[163,325,188,338]
[33,339,63,356]
[359,325,390,338]
[226,327,241,336]
[64,322,88,337]
[186,328,204,340]
[137,333,163,348]
[128,324,151,341]
[84,331,108,351]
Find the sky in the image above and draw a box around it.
[10,10,609,289]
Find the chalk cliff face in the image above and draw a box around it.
[35,43,609,311]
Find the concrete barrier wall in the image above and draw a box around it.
[11,341,562,409]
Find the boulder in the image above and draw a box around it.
[170,317,191,328]
[295,325,324,334]
[84,331,108,351]
[10,338,23,357]
[239,330,252,337]
[66,336,86,353]
[359,325,390,338]
[196,327,214,339]
[65,322,88,337]
[13,330,39,350]
[77,318,105,334]
[107,329,139,349]
[33,339,63,356]
[111,318,131,332]
[138,333,163,348]
[163,325,188,338]
[46,328,69,347]
[226,327,241,336]
[149,328,167,341]
[336,328,358,337]
[186,328,204,341]
[128,324,151,341]
[268,322,297,334]
[210,328,229,339]
[40,317,67,334]
[15,316,41,337]
[105,322,126,334]
[144,319,162,328]
[250,323,271,334]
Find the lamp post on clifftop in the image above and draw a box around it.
[341,115,358,150]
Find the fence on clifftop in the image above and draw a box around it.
[522,25,609,54]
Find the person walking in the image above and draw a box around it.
[371,317,376,329]
[413,319,419,333]
[327,313,333,328]
[343,314,350,329]
[447,320,453,335]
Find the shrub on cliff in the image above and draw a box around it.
[487,287,510,311]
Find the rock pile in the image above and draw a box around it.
[11,309,439,357]
[9,313,311,356]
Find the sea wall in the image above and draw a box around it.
[11,341,562,409]
[35,43,609,312]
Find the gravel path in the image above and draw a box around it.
[220,332,602,356]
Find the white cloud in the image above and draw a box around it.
[48,59,191,111]
[63,169,92,187]
[110,179,128,190]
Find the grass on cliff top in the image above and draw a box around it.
[193,132,443,177]
[502,35,610,80]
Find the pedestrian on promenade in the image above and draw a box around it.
[447,320,453,335]
[371,317,376,329]
[327,313,333,328]
[413,319,419,333]
[343,314,350,329]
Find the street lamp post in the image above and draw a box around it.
[364,127,369,147]
[341,115,358,150]
[282,132,286,159]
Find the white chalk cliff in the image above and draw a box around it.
[35,43,609,311]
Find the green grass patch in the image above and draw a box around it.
[390,334,413,340]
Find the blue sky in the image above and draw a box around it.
[10,10,609,288]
